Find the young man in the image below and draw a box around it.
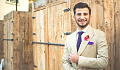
[62,2,108,70]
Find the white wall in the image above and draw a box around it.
[0,0,28,20]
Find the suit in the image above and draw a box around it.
[62,26,108,70]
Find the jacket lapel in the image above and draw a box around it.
[78,26,95,55]
[70,31,77,54]
[69,31,78,68]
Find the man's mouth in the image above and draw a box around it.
[78,19,87,22]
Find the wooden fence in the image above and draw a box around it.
[0,20,4,63]
[32,1,70,70]
[32,0,120,70]
[2,0,120,70]
[3,11,34,70]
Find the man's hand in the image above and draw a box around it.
[69,53,79,63]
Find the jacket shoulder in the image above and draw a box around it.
[92,28,106,35]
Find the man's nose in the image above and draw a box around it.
[80,14,84,19]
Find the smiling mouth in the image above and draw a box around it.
[78,20,87,22]
[78,19,87,22]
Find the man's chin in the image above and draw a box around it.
[77,24,88,28]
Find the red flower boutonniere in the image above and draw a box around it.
[84,35,89,41]
[84,35,94,45]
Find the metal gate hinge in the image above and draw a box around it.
[2,39,13,41]
[64,32,71,35]
[11,21,13,23]
[34,65,37,68]
[32,17,36,19]
[63,8,70,12]
[31,41,65,46]
[33,33,36,35]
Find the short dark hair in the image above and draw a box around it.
[73,2,91,15]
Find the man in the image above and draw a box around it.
[62,2,108,70]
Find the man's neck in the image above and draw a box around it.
[77,25,89,31]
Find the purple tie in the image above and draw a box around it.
[77,31,84,52]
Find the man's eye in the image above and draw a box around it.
[77,13,81,16]
[84,13,88,15]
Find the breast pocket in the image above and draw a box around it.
[81,41,97,57]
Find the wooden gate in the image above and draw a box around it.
[32,1,71,70]
[3,11,34,70]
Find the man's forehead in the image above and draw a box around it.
[76,8,89,12]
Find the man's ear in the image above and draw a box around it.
[90,15,92,18]
[73,15,75,19]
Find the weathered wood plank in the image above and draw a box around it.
[0,20,4,63]
[7,17,13,70]
[44,8,49,70]
[28,12,34,70]
[19,12,25,70]
[4,19,8,70]
[32,11,38,70]
[114,0,120,70]
[33,11,39,70]
[35,9,46,70]
[13,11,20,70]
[104,0,115,70]
[48,5,55,70]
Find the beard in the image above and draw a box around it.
[75,18,90,28]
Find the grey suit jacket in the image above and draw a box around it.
[62,26,108,70]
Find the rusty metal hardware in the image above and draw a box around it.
[2,39,13,41]
[31,41,64,46]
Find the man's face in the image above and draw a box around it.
[74,8,91,28]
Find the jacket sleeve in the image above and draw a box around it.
[78,32,108,69]
[62,37,76,70]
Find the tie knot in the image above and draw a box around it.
[78,31,84,35]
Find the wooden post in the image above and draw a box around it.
[3,11,34,70]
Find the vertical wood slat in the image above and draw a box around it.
[25,12,34,70]
[7,11,13,70]
[32,11,38,70]
[4,14,8,70]
[13,11,20,70]
[114,0,120,70]
[0,20,4,63]
[104,0,115,70]
[36,10,45,70]
[44,7,49,70]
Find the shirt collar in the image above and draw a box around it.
[77,25,89,33]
